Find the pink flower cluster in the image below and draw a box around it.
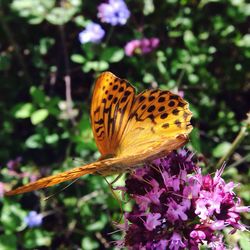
[116,151,249,250]
[124,38,160,56]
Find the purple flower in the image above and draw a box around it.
[144,213,161,231]
[116,150,249,249]
[124,38,160,56]
[79,22,105,44]
[98,0,130,26]
[7,156,22,171]
[24,211,43,228]
[0,182,5,197]
[169,232,186,250]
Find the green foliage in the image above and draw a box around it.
[0,0,249,249]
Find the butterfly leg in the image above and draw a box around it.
[103,176,124,223]
[110,173,123,186]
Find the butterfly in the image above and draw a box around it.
[6,72,192,196]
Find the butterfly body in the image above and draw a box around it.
[6,72,192,196]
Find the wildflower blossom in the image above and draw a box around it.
[0,182,5,197]
[98,0,130,26]
[124,38,160,56]
[79,22,105,44]
[117,151,249,249]
[24,211,43,228]
[7,156,22,171]
[6,157,38,182]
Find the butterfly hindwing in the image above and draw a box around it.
[117,89,192,157]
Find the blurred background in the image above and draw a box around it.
[0,0,249,249]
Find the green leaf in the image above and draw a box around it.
[31,109,49,125]
[14,103,33,119]
[24,229,52,248]
[143,0,155,15]
[109,49,124,63]
[212,142,231,158]
[30,86,46,104]
[71,54,86,64]
[82,61,109,73]
[0,234,17,250]
[46,5,79,25]
[73,15,87,27]
[81,237,99,250]
[0,201,26,232]
[11,0,55,24]
[25,134,43,148]
[184,30,197,49]
[39,37,55,55]
[0,54,11,71]
[100,47,124,63]
[239,231,250,250]
[190,128,201,153]
[236,34,250,47]
[45,133,59,144]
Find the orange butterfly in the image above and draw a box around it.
[6,72,192,196]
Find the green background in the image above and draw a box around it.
[0,0,249,249]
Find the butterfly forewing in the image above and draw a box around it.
[91,72,135,156]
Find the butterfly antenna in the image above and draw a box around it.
[103,176,124,223]
[44,177,80,201]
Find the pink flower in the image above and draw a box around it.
[190,230,206,242]
[116,150,249,249]
[169,232,186,250]
[0,182,5,197]
[144,213,161,231]
[124,38,160,56]
[166,199,188,223]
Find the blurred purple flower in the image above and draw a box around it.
[24,211,43,228]
[7,156,22,171]
[0,182,5,197]
[79,22,105,44]
[97,0,130,26]
[124,38,160,56]
[116,151,249,249]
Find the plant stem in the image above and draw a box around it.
[59,25,76,126]
[216,124,249,169]
[227,153,250,169]
[103,26,114,47]
[176,66,186,89]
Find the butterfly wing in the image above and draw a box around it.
[91,72,135,156]
[6,73,193,196]
[116,89,192,157]
[5,158,123,196]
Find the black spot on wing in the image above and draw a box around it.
[168,101,175,107]
[148,105,155,112]
[158,97,165,103]
[172,109,180,115]
[175,120,181,127]
[160,113,168,119]
[158,106,165,112]
[139,95,146,103]
[149,96,155,101]
[162,123,169,128]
